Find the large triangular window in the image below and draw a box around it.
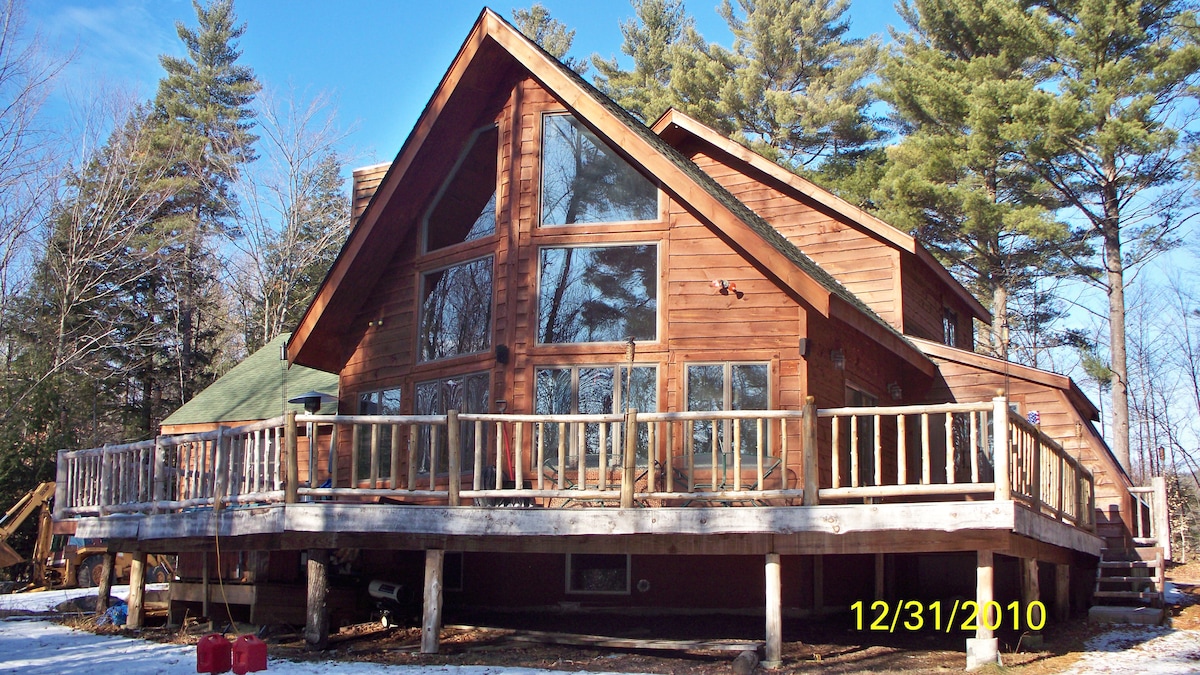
[424,125,498,252]
[541,113,658,225]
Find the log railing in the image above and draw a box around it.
[1006,409,1095,529]
[53,398,1094,532]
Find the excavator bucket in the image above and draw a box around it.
[0,541,23,568]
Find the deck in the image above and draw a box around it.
[57,397,1099,559]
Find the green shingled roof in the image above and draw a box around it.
[162,333,338,427]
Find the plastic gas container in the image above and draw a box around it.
[196,633,232,674]
[232,634,268,674]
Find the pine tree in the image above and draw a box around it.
[144,0,259,416]
[592,0,699,122]
[1016,0,1200,472]
[513,4,587,73]
[688,0,882,174]
[874,0,1085,360]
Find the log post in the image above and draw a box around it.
[764,553,782,668]
[305,549,331,650]
[285,412,299,503]
[1021,558,1043,649]
[1055,564,1070,622]
[875,553,886,601]
[1152,476,1171,561]
[621,409,638,509]
[213,427,228,512]
[96,552,116,614]
[802,396,819,506]
[447,411,460,506]
[126,553,147,629]
[54,451,68,521]
[202,554,210,618]
[813,555,824,614]
[421,549,445,654]
[992,396,1010,501]
[966,550,999,670]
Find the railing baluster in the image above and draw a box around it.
[475,421,485,491]
[849,414,859,488]
[369,423,380,489]
[831,416,840,489]
[391,424,401,489]
[429,425,440,491]
[407,424,417,490]
[756,419,764,490]
[873,415,882,487]
[557,422,566,490]
[945,412,954,484]
[495,422,504,490]
[897,414,907,485]
[665,421,674,493]
[329,423,340,488]
[514,421,524,489]
[921,413,931,485]
[351,424,361,487]
[732,418,742,491]
[536,422,545,491]
[969,412,979,483]
[599,422,608,491]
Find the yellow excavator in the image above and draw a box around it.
[0,482,171,589]
[0,482,56,586]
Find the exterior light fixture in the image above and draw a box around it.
[888,383,902,400]
[288,390,337,414]
[830,349,845,370]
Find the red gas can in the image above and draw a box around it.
[196,633,232,674]
[232,634,268,674]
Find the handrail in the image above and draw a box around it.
[54,399,1095,531]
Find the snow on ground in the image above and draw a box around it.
[0,587,638,675]
[1053,626,1200,674]
[3,587,1200,674]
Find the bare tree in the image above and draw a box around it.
[0,0,68,358]
[228,86,351,352]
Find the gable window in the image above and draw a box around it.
[415,373,490,475]
[942,308,958,347]
[424,125,498,252]
[537,244,657,344]
[356,388,401,482]
[535,365,657,464]
[419,256,493,362]
[540,113,657,225]
[686,363,769,456]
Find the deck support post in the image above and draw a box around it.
[802,397,818,506]
[874,553,885,601]
[1055,563,1070,622]
[1021,557,1043,649]
[202,554,210,618]
[96,552,116,614]
[764,552,782,668]
[812,555,824,614]
[126,552,147,628]
[421,549,445,654]
[966,549,998,670]
[305,548,330,650]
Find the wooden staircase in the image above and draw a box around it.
[1089,517,1166,624]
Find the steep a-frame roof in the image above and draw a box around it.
[652,109,991,326]
[287,8,932,376]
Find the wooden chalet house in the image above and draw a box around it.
[55,9,1167,668]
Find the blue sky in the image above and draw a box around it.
[28,0,902,167]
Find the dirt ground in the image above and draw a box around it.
[70,560,1200,674]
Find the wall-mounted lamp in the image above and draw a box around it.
[495,344,510,365]
[887,382,903,400]
[711,279,737,294]
[830,349,845,370]
[495,399,508,414]
[367,318,384,328]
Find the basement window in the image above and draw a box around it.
[566,553,630,595]
[540,113,658,225]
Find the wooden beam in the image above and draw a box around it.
[1022,557,1042,639]
[126,553,146,629]
[813,555,824,613]
[422,549,445,654]
[305,549,330,650]
[764,553,782,668]
[1055,564,1070,622]
[874,553,885,601]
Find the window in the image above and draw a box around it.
[538,245,657,344]
[535,365,657,464]
[419,257,492,362]
[686,363,769,455]
[415,373,490,475]
[356,389,402,480]
[541,113,657,225]
[942,308,958,347]
[566,553,630,594]
[845,386,878,486]
[424,125,498,252]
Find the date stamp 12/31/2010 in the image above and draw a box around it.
[851,599,1047,633]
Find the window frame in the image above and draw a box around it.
[355,388,403,483]
[844,383,879,486]
[537,111,662,229]
[416,254,495,364]
[414,371,491,477]
[683,362,772,457]
[534,364,658,465]
[421,124,500,254]
[534,242,661,346]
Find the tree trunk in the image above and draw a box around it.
[992,284,1008,360]
[1102,187,1130,473]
